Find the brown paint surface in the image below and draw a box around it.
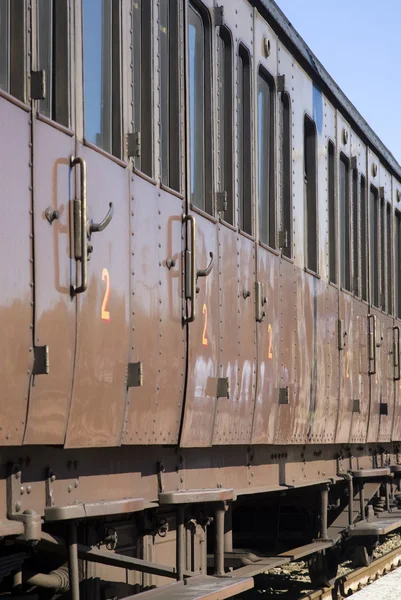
[24,120,75,444]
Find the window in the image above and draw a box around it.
[370,186,379,307]
[387,203,393,315]
[360,175,368,301]
[160,0,180,190]
[37,0,69,126]
[380,196,386,310]
[281,92,291,258]
[188,3,212,213]
[217,26,233,223]
[238,44,252,235]
[352,168,359,295]
[339,155,350,290]
[83,0,121,157]
[395,211,401,318]
[328,142,336,282]
[0,0,25,101]
[304,117,317,272]
[257,68,274,246]
[133,0,152,173]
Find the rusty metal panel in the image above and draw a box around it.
[24,119,75,444]
[0,97,33,445]
[336,292,353,443]
[349,303,369,443]
[275,262,307,444]
[179,211,219,447]
[251,246,280,444]
[378,315,395,442]
[122,179,186,444]
[64,144,130,448]
[213,231,256,444]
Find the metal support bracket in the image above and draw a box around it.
[127,362,143,388]
[127,132,141,158]
[33,344,49,375]
[213,6,224,26]
[31,69,46,100]
[7,466,41,542]
[216,191,228,213]
[277,74,285,93]
[278,229,288,249]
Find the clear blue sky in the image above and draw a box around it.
[275,0,401,165]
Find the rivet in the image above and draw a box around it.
[15,501,21,512]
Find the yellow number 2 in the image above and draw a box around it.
[101,268,111,322]
[268,323,273,359]
[202,304,208,346]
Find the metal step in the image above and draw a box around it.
[124,575,253,600]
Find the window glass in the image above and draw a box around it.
[387,203,393,315]
[281,92,291,258]
[339,155,350,290]
[0,0,10,92]
[395,211,401,318]
[328,142,336,282]
[217,26,233,223]
[37,0,69,126]
[238,45,252,235]
[380,197,386,310]
[83,0,113,153]
[258,71,273,246]
[304,117,317,272]
[370,186,379,307]
[352,169,359,295]
[188,5,205,210]
[360,176,368,301]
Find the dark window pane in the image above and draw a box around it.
[0,0,10,92]
[238,45,252,235]
[380,197,386,310]
[370,186,379,306]
[281,92,291,258]
[339,156,350,290]
[387,204,392,315]
[361,176,367,301]
[217,26,233,223]
[160,0,169,183]
[38,0,52,118]
[396,211,401,318]
[132,0,141,162]
[304,117,317,272]
[258,73,271,245]
[188,5,205,210]
[352,169,359,295]
[328,142,336,282]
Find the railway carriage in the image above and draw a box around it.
[1,0,401,597]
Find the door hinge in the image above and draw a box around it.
[380,402,388,416]
[338,319,345,351]
[350,155,357,170]
[277,74,285,93]
[127,132,141,158]
[33,345,49,375]
[216,191,227,213]
[255,281,266,323]
[31,70,46,100]
[127,362,143,388]
[379,186,385,199]
[278,230,288,249]
[352,399,360,413]
[213,6,224,26]
[279,387,289,405]
[217,377,230,399]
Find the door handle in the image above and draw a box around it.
[394,326,400,381]
[70,156,88,295]
[183,214,196,323]
[368,314,376,375]
[88,202,114,235]
[197,252,214,279]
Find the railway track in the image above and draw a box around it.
[299,546,401,600]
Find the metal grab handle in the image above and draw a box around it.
[89,202,114,235]
[368,314,376,375]
[70,156,88,295]
[197,252,214,279]
[394,326,401,381]
[183,215,196,323]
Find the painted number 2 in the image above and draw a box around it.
[202,304,208,346]
[101,268,111,322]
[268,323,273,359]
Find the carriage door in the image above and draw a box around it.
[0,3,34,445]
[64,1,130,448]
[24,1,77,445]
[392,180,401,442]
[179,0,220,447]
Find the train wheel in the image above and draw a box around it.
[351,544,374,568]
[308,550,338,588]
